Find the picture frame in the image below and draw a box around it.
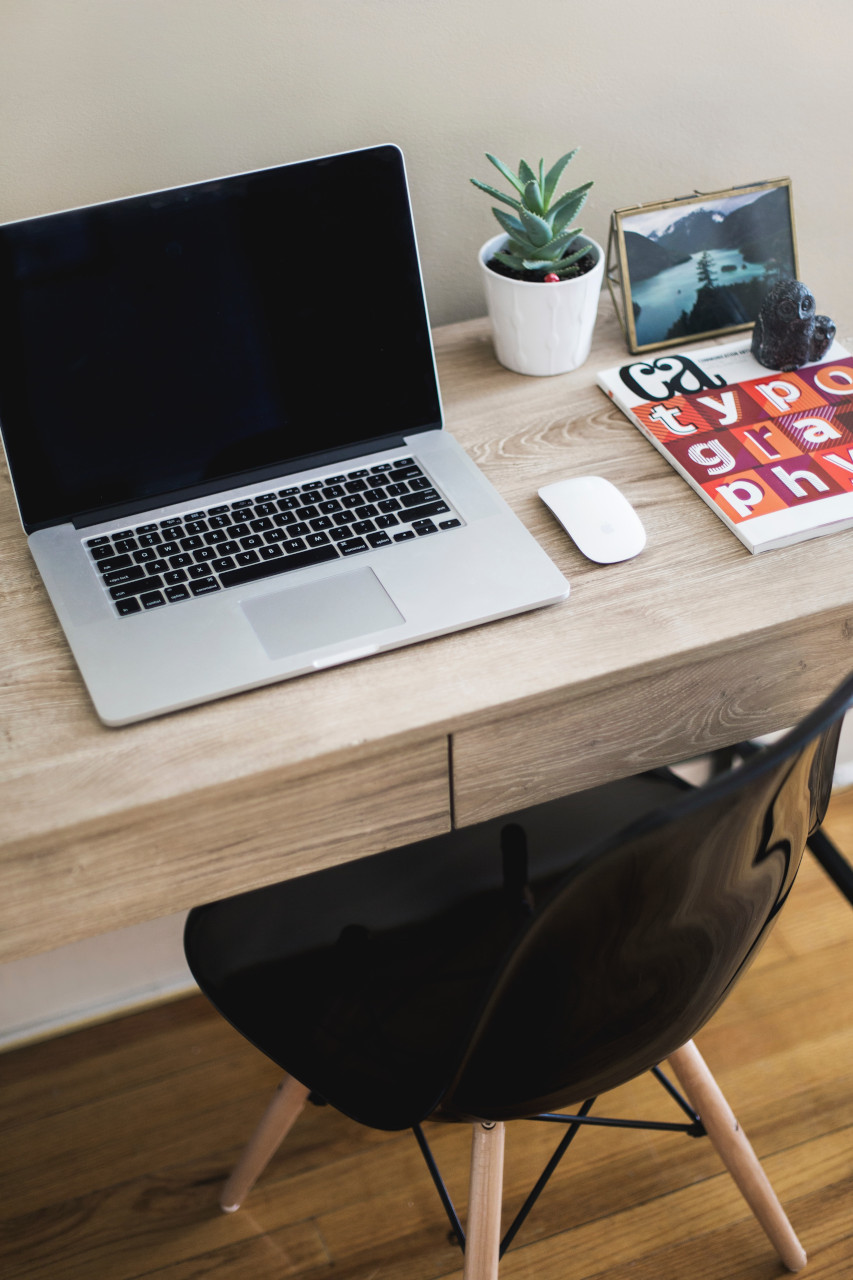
[606,178,798,354]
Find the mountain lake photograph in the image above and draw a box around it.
[616,181,797,349]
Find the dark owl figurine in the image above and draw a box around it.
[751,279,836,371]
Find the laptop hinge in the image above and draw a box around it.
[64,432,419,531]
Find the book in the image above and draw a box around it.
[597,337,853,552]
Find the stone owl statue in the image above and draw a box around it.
[751,279,835,371]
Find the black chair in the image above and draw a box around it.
[184,672,853,1277]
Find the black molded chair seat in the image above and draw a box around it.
[185,672,853,1276]
[186,770,688,1130]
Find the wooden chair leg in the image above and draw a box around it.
[463,1121,506,1280]
[667,1040,807,1272]
[220,1073,310,1213]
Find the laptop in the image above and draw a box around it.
[0,144,569,726]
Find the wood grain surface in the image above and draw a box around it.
[3,299,853,958]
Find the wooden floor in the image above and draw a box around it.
[3,799,853,1280]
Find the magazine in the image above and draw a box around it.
[597,338,853,553]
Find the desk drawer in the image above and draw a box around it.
[451,637,853,827]
[0,735,450,963]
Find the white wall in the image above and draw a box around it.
[1,0,851,327]
[2,0,852,1047]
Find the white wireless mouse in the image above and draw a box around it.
[538,475,646,563]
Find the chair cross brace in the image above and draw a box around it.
[411,1066,704,1260]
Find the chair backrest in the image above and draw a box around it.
[441,673,853,1122]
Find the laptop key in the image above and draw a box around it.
[168,553,193,568]
[91,544,116,560]
[400,490,438,508]
[220,544,339,588]
[137,533,162,547]
[352,520,375,535]
[235,550,260,566]
[103,565,145,586]
[413,520,438,535]
[259,544,283,560]
[140,590,166,609]
[163,569,188,584]
[305,532,330,547]
[393,530,416,542]
[439,519,462,530]
[282,538,306,553]
[387,465,422,482]
[189,562,214,578]
[147,559,169,574]
[98,553,133,573]
[165,585,191,602]
[329,526,352,541]
[189,577,221,596]
[399,500,450,521]
[211,556,236,573]
[367,531,392,548]
[109,575,164,600]
[339,538,369,556]
[374,514,399,528]
[87,536,110,547]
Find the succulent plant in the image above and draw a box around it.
[471,150,593,281]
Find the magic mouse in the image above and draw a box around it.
[538,475,646,563]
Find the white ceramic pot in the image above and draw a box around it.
[478,233,604,377]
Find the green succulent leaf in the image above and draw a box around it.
[518,159,537,188]
[522,178,546,218]
[470,177,523,211]
[492,249,526,270]
[519,206,553,247]
[552,242,592,274]
[491,207,527,239]
[550,182,593,231]
[485,153,527,195]
[543,150,578,205]
[524,226,584,260]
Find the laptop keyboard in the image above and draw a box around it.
[84,458,464,617]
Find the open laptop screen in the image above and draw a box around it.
[0,145,442,532]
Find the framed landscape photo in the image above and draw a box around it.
[607,178,798,354]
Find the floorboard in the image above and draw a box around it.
[2,791,852,1279]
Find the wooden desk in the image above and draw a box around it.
[3,302,853,963]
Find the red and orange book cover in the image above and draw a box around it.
[598,339,853,552]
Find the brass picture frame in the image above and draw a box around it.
[607,178,798,354]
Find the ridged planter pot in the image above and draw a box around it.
[478,232,604,377]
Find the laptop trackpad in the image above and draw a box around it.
[241,567,405,660]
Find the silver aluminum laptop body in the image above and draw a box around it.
[0,145,568,725]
